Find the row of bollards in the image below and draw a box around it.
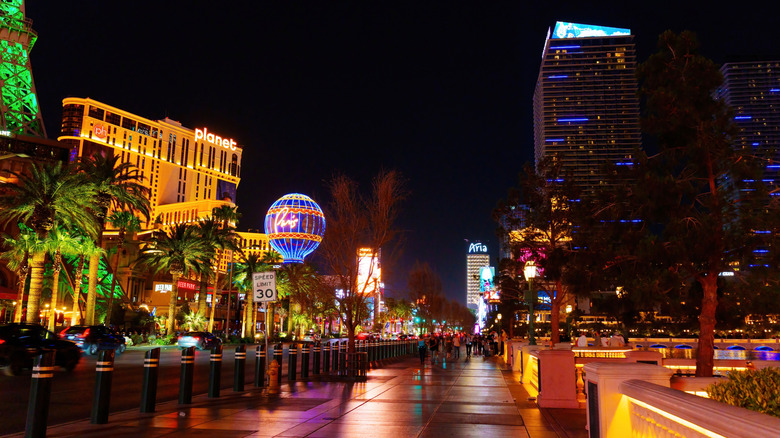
[23,339,417,437]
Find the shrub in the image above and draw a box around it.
[707,368,780,418]
[130,334,144,346]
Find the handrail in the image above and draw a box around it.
[620,379,780,438]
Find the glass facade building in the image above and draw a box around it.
[715,61,780,191]
[533,22,641,193]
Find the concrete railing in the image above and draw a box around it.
[622,379,780,438]
[583,362,780,438]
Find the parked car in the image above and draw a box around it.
[177,331,222,350]
[302,332,321,343]
[60,325,126,355]
[0,323,81,376]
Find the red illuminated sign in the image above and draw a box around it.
[177,279,198,291]
[94,124,108,139]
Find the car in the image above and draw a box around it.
[177,331,222,350]
[356,332,372,341]
[0,323,82,376]
[60,325,126,355]
[302,332,321,343]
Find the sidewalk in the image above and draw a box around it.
[8,354,586,438]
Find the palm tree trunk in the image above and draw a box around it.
[207,270,220,332]
[105,244,122,326]
[71,256,85,326]
[198,271,208,318]
[251,302,258,339]
[86,253,100,324]
[48,256,62,331]
[25,251,46,324]
[266,304,275,340]
[14,269,27,323]
[167,274,181,335]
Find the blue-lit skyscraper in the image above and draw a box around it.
[533,22,641,192]
[715,61,780,190]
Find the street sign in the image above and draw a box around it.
[252,271,277,302]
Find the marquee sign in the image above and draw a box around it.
[195,127,237,151]
[94,124,108,139]
[468,242,488,254]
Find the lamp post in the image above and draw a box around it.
[524,261,537,346]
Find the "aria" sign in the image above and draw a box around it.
[469,242,487,253]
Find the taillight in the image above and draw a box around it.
[82,328,90,337]
[193,337,200,342]
[59,328,69,337]
[0,339,5,345]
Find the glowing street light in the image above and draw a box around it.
[524,260,537,346]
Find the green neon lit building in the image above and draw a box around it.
[0,0,46,137]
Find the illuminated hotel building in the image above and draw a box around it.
[466,242,489,310]
[715,61,780,190]
[533,22,640,193]
[59,97,242,228]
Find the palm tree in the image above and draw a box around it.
[232,252,270,339]
[104,211,141,326]
[196,217,238,325]
[0,162,98,324]
[210,205,240,333]
[44,227,81,331]
[138,224,211,335]
[79,154,150,325]
[67,235,104,325]
[1,224,39,322]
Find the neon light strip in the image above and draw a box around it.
[615,162,633,166]
[558,118,589,123]
[627,397,727,438]
[551,45,580,49]
[734,116,752,120]
[545,138,565,142]
[770,89,779,93]
[548,75,568,79]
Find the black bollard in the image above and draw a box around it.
[140,347,160,413]
[234,344,246,392]
[301,343,310,379]
[332,341,339,372]
[254,344,266,387]
[91,349,115,424]
[322,341,330,374]
[312,342,321,376]
[288,343,298,381]
[273,343,283,385]
[339,341,347,376]
[208,344,223,398]
[179,346,195,404]
[24,351,55,438]
[369,339,375,367]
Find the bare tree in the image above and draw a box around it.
[318,170,406,355]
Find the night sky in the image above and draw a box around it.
[25,1,780,303]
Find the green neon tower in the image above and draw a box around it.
[0,0,46,137]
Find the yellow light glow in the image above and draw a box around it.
[356,248,380,295]
[627,397,726,438]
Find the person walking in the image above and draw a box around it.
[453,333,461,359]
[418,336,427,365]
[465,333,472,359]
[429,336,439,364]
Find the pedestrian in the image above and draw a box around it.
[453,333,461,359]
[429,336,439,364]
[576,332,588,347]
[418,337,427,365]
[445,336,453,361]
[465,334,472,359]
[600,333,609,347]
[593,331,601,348]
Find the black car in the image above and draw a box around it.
[177,331,222,350]
[0,323,82,376]
[60,325,126,355]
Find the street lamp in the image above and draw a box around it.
[524,260,537,346]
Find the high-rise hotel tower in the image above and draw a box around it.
[466,242,489,310]
[533,22,641,192]
[58,98,243,229]
[715,61,780,191]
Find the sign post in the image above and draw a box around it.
[253,271,277,386]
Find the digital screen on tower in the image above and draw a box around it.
[551,22,630,39]
[480,266,500,302]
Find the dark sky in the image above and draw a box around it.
[25,1,780,304]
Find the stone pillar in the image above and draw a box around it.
[520,345,542,384]
[583,362,673,438]
[536,349,579,408]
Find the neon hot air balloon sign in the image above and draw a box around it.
[264,193,326,264]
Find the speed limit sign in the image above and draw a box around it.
[252,271,277,302]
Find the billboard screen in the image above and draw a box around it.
[551,22,630,39]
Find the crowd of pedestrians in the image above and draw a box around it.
[417,331,508,365]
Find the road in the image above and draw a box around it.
[0,345,270,435]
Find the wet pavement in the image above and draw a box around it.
[4,354,586,437]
